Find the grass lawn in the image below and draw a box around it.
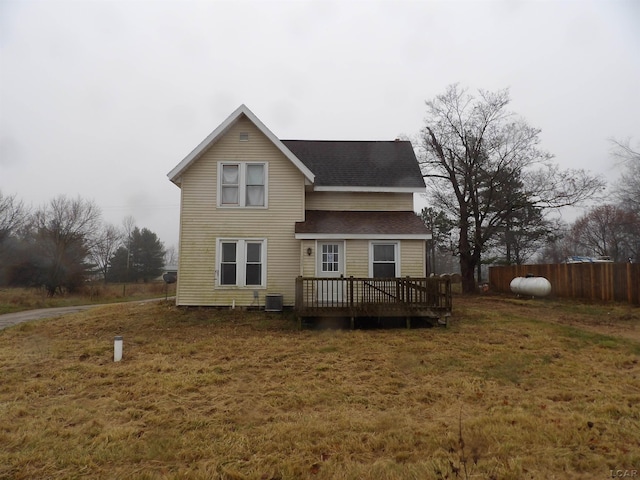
[0,295,638,479]
[0,283,175,315]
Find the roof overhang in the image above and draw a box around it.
[167,104,315,186]
[295,233,432,240]
[295,210,431,240]
[313,186,426,193]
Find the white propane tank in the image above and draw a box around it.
[510,276,551,297]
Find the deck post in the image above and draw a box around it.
[405,276,410,304]
[295,276,302,312]
[406,316,411,329]
[349,276,354,308]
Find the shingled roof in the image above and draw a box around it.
[281,140,426,191]
[168,105,426,192]
[295,210,431,239]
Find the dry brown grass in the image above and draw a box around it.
[0,283,175,315]
[0,295,638,479]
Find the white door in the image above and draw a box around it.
[317,241,344,303]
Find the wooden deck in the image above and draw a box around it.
[294,276,452,328]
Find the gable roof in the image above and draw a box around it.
[282,140,426,192]
[167,105,426,192]
[167,104,315,186]
[295,210,431,239]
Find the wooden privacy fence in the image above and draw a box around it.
[489,263,640,305]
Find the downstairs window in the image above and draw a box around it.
[218,239,266,287]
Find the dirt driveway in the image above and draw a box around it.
[0,306,99,330]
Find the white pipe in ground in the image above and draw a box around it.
[114,336,123,362]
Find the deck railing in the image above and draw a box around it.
[295,276,452,316]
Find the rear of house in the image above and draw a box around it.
[168,105,436,311]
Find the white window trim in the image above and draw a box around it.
[315,240,345,276]
[216,238,267,288]
[368,241,401,278]
[217,162,268,208]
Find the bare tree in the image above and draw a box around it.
[122,215,136,239]
[420,84,605,293]
[164,245,178,267]
[611,138,640,215]
[0,191,30,285]
[419,207,456,274]
[32,196,102,295]
[0,191,28,246]
[90,223,123,283]
[567,204,640,262]
[535,221,572,264]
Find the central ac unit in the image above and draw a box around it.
[264,294,283,312]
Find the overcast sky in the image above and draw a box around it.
[1,0,638,250]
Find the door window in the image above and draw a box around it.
[321,244,340,273]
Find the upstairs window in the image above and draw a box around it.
[218,162,267,207]
[221,164,239,205]
[245,164,265,206]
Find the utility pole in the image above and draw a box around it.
[122,216,135,297]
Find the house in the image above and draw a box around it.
[168,105,450,321]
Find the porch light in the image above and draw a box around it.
[306,247,312,256]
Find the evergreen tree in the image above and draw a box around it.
[107,227,165,282]
[132,227,165,282]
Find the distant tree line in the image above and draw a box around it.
[0,193,167,296]
[418,85,639,291]
[537,140,640,264]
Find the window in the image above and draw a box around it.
[221,164,239,205]
[245,242,262,285]
[217,239,266,287]
[371,242,399,278]
[245,164,265,206]
[218,162,267,207]
[220,242,237,285]
[321,243,340,273]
